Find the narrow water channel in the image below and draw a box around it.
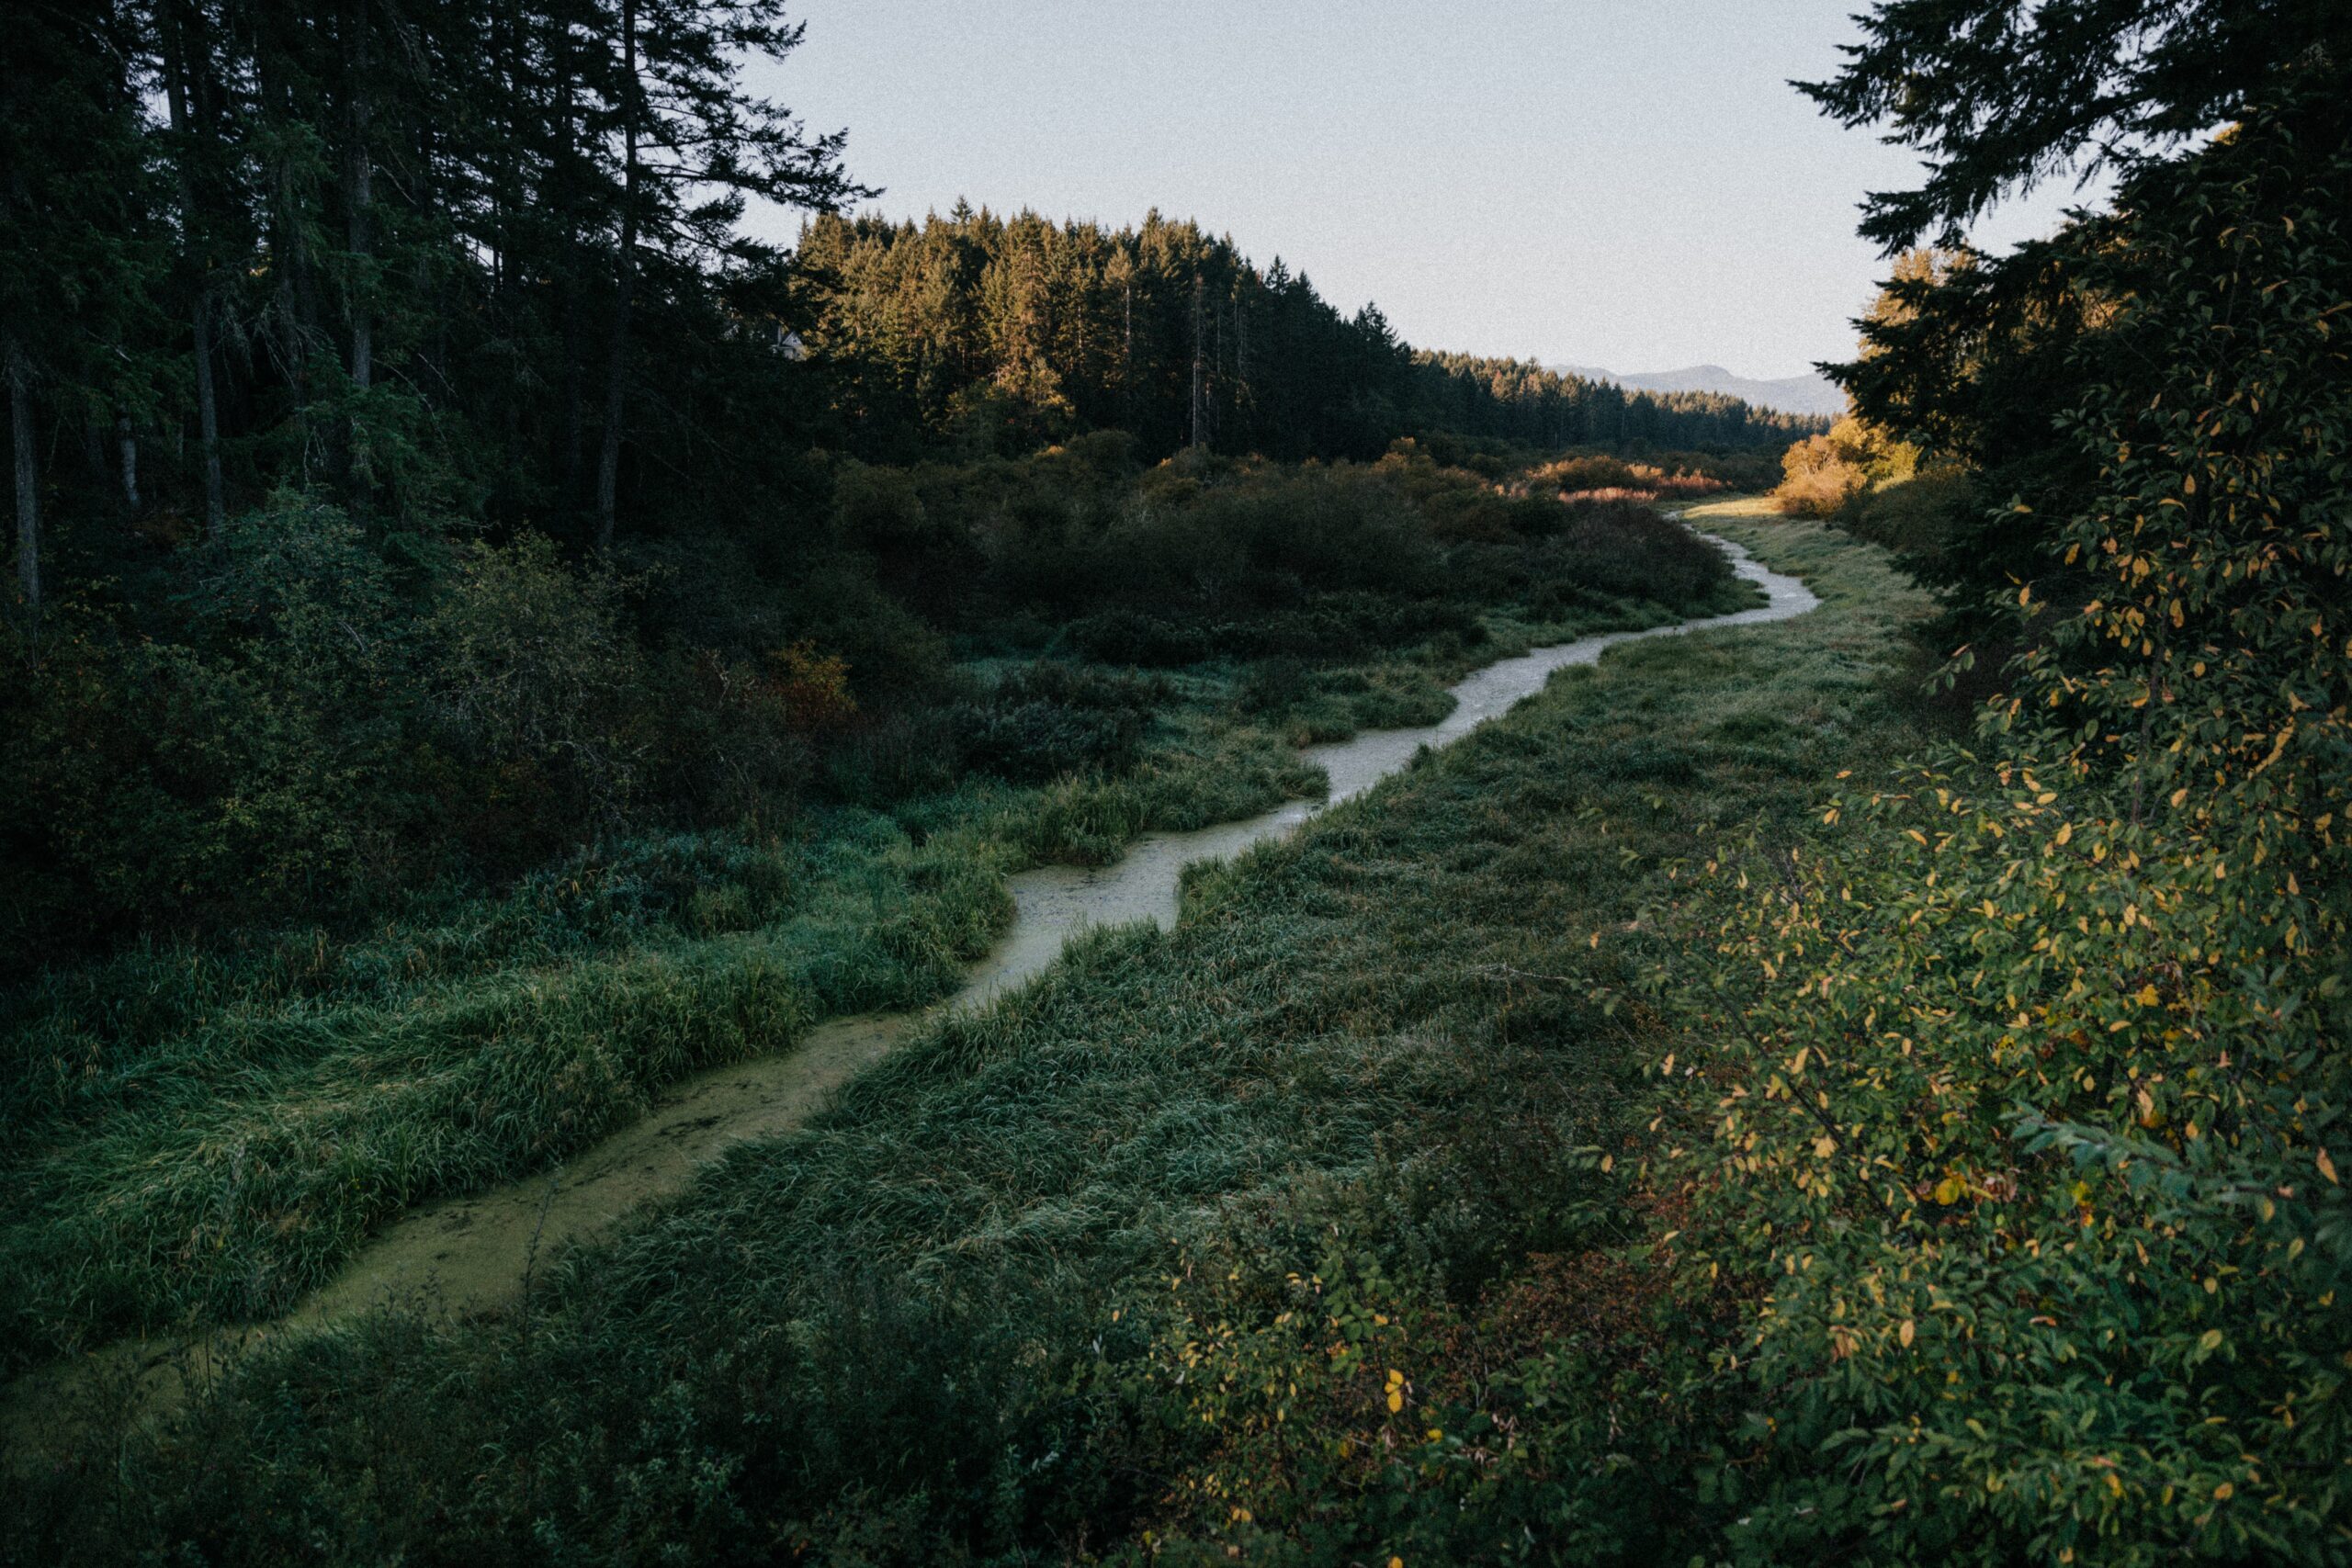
[300,528,1814,1323]
[969,529,1816,1000]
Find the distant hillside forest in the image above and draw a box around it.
[2,0,1809,624]
[800,207,1817,462]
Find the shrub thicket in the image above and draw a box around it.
[1623,103,2352,1561]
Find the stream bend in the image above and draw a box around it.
[310,527,1815,1324]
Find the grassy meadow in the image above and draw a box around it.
[0,480,1759,1380]
[7,512,1939,1562]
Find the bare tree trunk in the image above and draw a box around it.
[190,303,224,528]
[594,0,639,551]
[164,0,227,530]
[345,0,373,391]
[118,414,140,509]
[1189,273,1206,449]
[9,342,38,624]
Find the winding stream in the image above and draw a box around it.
[6,527,1816,1437]
[311,528,1815,1320]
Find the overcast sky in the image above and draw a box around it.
[742,1,2100,380]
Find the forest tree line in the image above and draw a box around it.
[797,206,1818,463]
[2,1,1813,633]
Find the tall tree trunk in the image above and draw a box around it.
[344,0,373,391]
[190,301,225,528]
[118,414,140,509]
[164,3,226,531]
[594,0,639,551]
[554,21,585,508]
[1189,273,1206,449]
[258,18,320,412]
[1211,289,1225,446]
[9,342,38,624]
[1234,286,1250,443]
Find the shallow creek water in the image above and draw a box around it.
[6,529,1816,1437]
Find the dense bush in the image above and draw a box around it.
[959,662,1165,782]
[1770,413,1916,516]
[1835,464,1975,568]
[1604,97,2352,1563]
[1555,498,1740,604]
[1528,452,1732,502]
[0,512,851,964]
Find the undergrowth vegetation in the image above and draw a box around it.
[3,442,1744,964]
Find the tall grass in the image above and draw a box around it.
[0,818,1010,1370]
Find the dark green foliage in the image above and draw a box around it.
[1833,465,1976,570]
[1819,18,2350,643]
[960,662,1164,783]
[0,0,869,957]
[1070,597,1486,668]
[1800,0,2352,249]
[1554,499,1738,604]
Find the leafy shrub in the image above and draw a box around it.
[1773,415,1916,518]
[1614,99,2352,1563]
[1555,498,1737,604]
[0,497,423,948]
[1530,453,1729,502]
[1838,465,1974,569]
[961,662,1164,782]
[425,532,646,827]
[824,708,966,802]
[1771,431,1870,516]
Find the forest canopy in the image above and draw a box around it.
[798,206,1816,463]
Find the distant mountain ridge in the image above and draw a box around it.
[1549,361,1846,420]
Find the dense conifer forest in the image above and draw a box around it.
[0,0,1805,964]
[6,0,2349,1563]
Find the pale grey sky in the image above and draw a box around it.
[743,2,2099,380]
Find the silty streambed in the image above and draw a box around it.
[5,528,1816,1431]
